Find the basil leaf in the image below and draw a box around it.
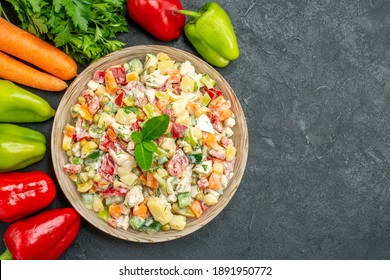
[143,140,157,153]
[142,114,170,141]
[131,131,143,144]
[134,143,153,171]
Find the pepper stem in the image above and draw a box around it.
[175,9,202,19]
[0,247,12,260]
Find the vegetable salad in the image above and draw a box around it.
[62,52,237,233]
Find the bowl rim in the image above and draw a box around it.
[51,45,248,243]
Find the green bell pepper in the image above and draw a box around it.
[178,2,240,67]
[0,124,46,172]
[0,80,55,123]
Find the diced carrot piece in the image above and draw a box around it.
[187,101,200,115]
[217,105,233,121]
[156,99,171,111]
[203,132,218,149]
[105,70,118,94]
[62,124,75,151]
[109,204,122,219]
[208,172,222,190]
[139,173,147,186]
[107,126,117,141]
[133,204,148,220]
[146,172,159,189]
[209,95,226,108]
[80,103,92,121]
[190,200,203,218]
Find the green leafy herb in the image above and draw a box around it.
[131,131,143,144]
[6,0,128,64]
[142,114,170,141]
[134,143,153,171]
[132,114,169,170]
[143,141,157,153]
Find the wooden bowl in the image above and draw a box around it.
[51,45,248,242]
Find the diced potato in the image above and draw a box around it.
[161,137,176,152]
[158,60,175,74]
[170,216,187,230]
[94,84,106,97]
[98,112,114,129]
[175,110,190,126]
[157,168,169,178]
[120,172,139,187]
[212,162,224,174]
[115,108,137,125]
[172,99,188,116]
[203,193,219,206]
[169,215,187,230]
[147,197,173,225]
[157,52,170,61]
[92,195,105,212]
[225,145,237,161]
[144,54,158,73]
[180,75,197,92]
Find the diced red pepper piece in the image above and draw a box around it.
[110,67,127,85]
[93,70,105,83]
[115,89,125,107]
[203,87,222,100]
[171,123,188,138]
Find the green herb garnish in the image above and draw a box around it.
[132,114,169,170]
[6,0,128,64]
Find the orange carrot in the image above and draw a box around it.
[208,172,222,190]
[190,200,203,218]
[0,51,67,91]
[145,173,159,189]
[203,132,218,149]
[108,204,122,219]
[133,204,148,220]
[0,18,77,80]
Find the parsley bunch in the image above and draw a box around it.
[7,0,128,64]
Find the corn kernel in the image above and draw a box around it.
[66,150,73,157]
[101,96,110,104]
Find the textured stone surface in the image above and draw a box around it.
[1,0,390,259]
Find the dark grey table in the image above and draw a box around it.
[1,0,390,260]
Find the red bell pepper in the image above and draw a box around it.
[0,208,81,260]
[0,170,56,223]
[127,0,186,41]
